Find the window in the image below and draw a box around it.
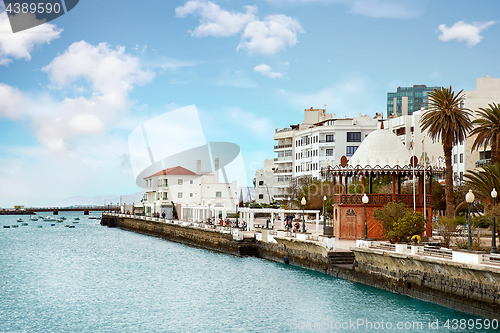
[347,132,361,142]
[259,194,264,199]
[453,154,457,164]
[216,191,222,198]
[396,127,406,136]
[163,193,168,200]
[460,153,463,163]
[190,180,193,184]
[178,192,183,198]
[326,149,333,156]
[258,181,264,186]
[460,172,463,180]
[346,146,358,156]
[326,134,334,142]
[190,193,193,197]
[164,179,168,187]
[178,179,183,185]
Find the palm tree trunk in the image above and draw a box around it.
[444,137,454,219]
[494,134,499,166]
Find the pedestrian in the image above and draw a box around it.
[242,221,247,231]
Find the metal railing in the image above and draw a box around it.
[420,246,453,259]
[369,241,396,251]
[274,169,292,174]
[274,144,292,149]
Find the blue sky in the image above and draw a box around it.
[0,0,499,206]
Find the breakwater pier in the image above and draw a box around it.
[101,213,500,319]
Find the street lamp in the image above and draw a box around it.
[208,201,212,224]
[235,203,239,228]
[287,197,291,210]
[301,197,306,232]
[491,188,498,254]
[466,189,475,251]
[362,193,369,239]
[323,196,327,229]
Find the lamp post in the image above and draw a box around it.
[491,188,498,254]
[301,197,306,232]
[235,203,239,228]
[208,202,212,224]
[287,197,291,210]
[362,193,369,239]
[466,189,475,251]
[323,196,327,229]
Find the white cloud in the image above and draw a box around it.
[436,20,496,48]
[268,0,423,19]
[0,11,62,65]
[0,41,154,154]
[175,0,257,37]
[176,1,303,55]
[237,14,304,55]
[0,83,25,119]
[253,64,282,79]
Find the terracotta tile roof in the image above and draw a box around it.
[144,166,197,179]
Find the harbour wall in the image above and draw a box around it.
[101,214,500,319]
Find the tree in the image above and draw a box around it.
[432,216,457,248]
[464,163,500,211]
[420,86,472,219]
[470,103,500,165]
[373,202,408,242]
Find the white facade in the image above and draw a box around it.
[142,160,238,219]
[272,107,380,200]
[384,109,465,183]
[255,159,276,204]
[465,75,500,171]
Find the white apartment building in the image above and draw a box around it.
[272,107,380,201]
[465,75,500,171]
[142,159,238,219]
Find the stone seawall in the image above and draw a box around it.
[101,214,500,319]
[102,215,242,255]
[350,247,500,319]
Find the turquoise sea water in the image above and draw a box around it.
[0,212,495,332]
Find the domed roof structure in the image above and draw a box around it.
[349,129,410,167]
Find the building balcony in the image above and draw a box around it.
[319,140,335,144]
[476,159,491,168]
[274,144,292,150]
[274,156,292,163]
[157,184,169,188]
[274,169,292,174]
[332,194,432,206]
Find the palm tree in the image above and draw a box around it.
[464,163,500,211]
[470,102,500,165]
[420,86,472,219]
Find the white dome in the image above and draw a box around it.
[348,129,410,167]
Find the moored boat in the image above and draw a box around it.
[17,218,23,222]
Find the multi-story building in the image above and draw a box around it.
[272,107,380,201]
[465,75,500,171]
[142,158,238,219]
[254,159,275,204]
[387,85,442,118]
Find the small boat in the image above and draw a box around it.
[73,221,79,224]
[68,225,75,228]
[17,218,24,222]
[74,217,80,221]
[56,218,63,222]
[51,224,55,226]
[21,223,28,226]
[88,216,96,219]
[64,225,70,227]
[61,216,67,220]
[38,226,43,228]
[43,216,55,221]
[4,225,10,228]
[12,225,19,228]
[29,216,38,221]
